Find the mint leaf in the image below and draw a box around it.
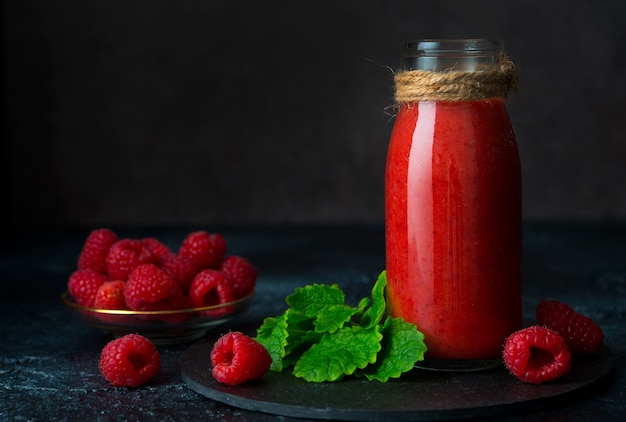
[286,283,345,317]
[293,325,383,382]
[282,309,318,352]
[256,271,427,383]
[283,329,324,368]
[360,316,427,382]
[256,313,289,371]
[284,308,315,334]
[357,296,369,312]
[314,304,359,333]
[360,271,387,329]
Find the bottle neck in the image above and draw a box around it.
[394,39,517,103]
[400,39,504,72]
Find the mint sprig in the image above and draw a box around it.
[255,271,426,382]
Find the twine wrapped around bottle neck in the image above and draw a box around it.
[394,54,518,104]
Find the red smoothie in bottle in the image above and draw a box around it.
[385,41,522,365]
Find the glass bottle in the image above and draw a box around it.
[385,39,522,370]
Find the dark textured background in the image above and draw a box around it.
[3,0,626,228]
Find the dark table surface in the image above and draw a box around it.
[1,222,625,421]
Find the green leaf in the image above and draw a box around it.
[314,304,359,333]
[283,329,323,368]
[281,309,317,360]
[256,314,289,371]
[293,325,383,382]
[360,271,387,329]
[357,296,369,313]
[284,308,316,334]
[286,283,345,317]
[361,316,427,382]
[255,271,426,383]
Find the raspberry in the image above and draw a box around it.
[503,326,572,384]
[99,334,161,387]
[124,263,183,311]
[68,269,108,307]
[179,231,227,271]
[210,331,272,386]
[220,256,257,299]
[106,239,158,281]
[94,280,127,310]
[77,228,118,275]
[189,269,235,316]
[536,299,604,356]
[142,237,172,261]
[159,253,198,294]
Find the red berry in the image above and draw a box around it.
[77,228,118,275]
[124,264,183,311]
[68,269,108,307]
[189,269,235,316]
[159,253,198,294]
[536,299,604,356]
[94,280,127,310]
[106,239,158,281]
[142,237,172,261]
[99,334,161,387]
[503,326,572,384]
[220,256,257,299]
[210,332,272,386]
[179,231,227,270]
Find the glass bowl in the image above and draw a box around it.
[61,290,254,345]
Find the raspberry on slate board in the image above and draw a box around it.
[210,331,272,386]
[536,299,604,356]
[503,325,572,384]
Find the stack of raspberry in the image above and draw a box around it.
[67,228,257,317]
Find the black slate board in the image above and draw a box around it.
[180,338,614,421]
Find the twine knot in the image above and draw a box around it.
[394,54,518,103]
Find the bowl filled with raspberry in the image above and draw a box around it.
[62,229,257,345]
